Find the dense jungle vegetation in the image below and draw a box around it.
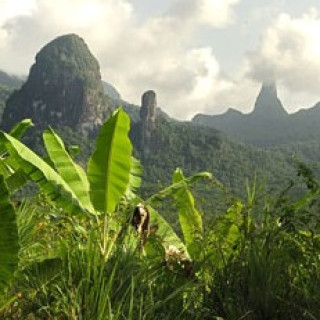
[0,108,319,319]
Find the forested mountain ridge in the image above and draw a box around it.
[0,34,308,207]
[192,82,320,148]
[0,85,14,121]
[0,70,23,120]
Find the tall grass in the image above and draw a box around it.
[3,207,197,319]
[1,170,319,319]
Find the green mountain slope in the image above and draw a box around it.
[0,70,23,121]
[0,35,302,221]
[0,85,13,120]
[131,118,294,196]
[193,82,320,147]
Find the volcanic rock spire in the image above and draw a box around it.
[2,34,111,132]
[251,81,287,119]
[140,90,157,158]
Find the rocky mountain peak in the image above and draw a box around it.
[140,90,156,122]
[251,81,288,119]
[2,33,111,132]
[139,90,157,158]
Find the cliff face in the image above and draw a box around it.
[191,82,295,146]
[139,90,157,157]
[2,34,111,132]
[250,82,288,119]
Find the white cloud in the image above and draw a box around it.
[167,0,240,28]
[3,0,319,120]
[0,0,243,119]
[0,0,36,49]
[0,0,36,25]
[199,0,240,27]
[0,0,134,74]
[247,8,320,95]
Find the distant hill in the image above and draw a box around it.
[0,70,23,88]
[102,81,121,100]
[0,85,13,121]
[0,70,24,121]
[125,90,295,207]
[133,118,294,195]
[193,82,320,147]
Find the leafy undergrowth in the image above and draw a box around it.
[1,177,319,320]
[0,109,319,319]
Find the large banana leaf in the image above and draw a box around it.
[43,128,94,213]
[8,119,34,140]
[172,168,203,259]
[124,157,142,200]
[147,205,189,259]
[0,132,87,215]
[0,175,19,292]
[0,160,12,179]
[0,119,34,156]
[0,119,34,179]
[5,169,29,192]
[87,108,132,214]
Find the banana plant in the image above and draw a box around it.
[87,108,132,214]
[0,119,34,185]
[142,169,213,261]
[172,168,204,260]
[0,108,213,263]
[0,108,133,217]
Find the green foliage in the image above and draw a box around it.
[206,200,245,269]
[36,34,102,89]
[0,108,319,319]
[0,108,136,217]
[145,170,213,259]
[0,119,34,187]
[0,176,19,292]
[200,176,320,320]
[88,107,132,214]
[172,168,203,260]
[0,84,15,121]
[125,156,142,200]
[8,119,34,142]
[146,205,188,258]
[134,117,294,213]
[1,131,88,215]
[43,127,94,212]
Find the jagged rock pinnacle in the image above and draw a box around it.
[251,81,287,119]
[140,90,157,158]
[2,33,111,132]
[140,90,156,122]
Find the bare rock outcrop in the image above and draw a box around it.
[139,90,157,157]
[2,34,111,132]
[250,81,288,119]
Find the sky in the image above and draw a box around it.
[1,0,320,120]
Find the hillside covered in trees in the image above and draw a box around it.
[0,34,302,205]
